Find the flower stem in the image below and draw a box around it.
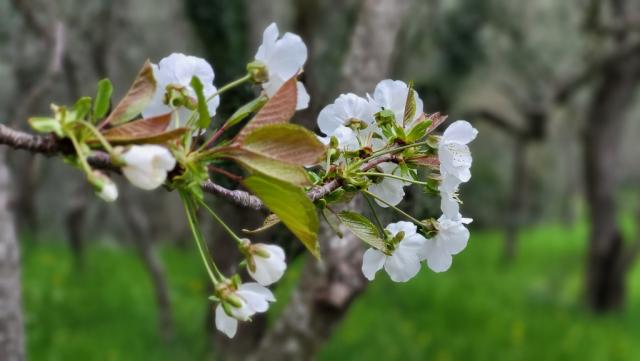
[180,192,224,284]
[362,189,423,225]
[363,193,385,233]
[206,73,252,103]
[197,198,246,246]
[67,132,92,175]
[76,120,116,155]
[357,171,429,186]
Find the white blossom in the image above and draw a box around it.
[370,79,424,128]
[246,243,287,286]
[255,23,309,110]
[438,120,478,184]
[95,175,118,202]
[421,216,472,273]
[122,145,176,190]
[362,221,426,282]
[215,282,275,338]
[143,53,220,126]
[367,162,409,207]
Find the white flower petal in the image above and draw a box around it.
[424,239,453,272]
[215,305,238,338]
[237,282,276,313]
[384,250,421,282]
[386,221,417,237]
[361,248,386,281]
[440,192,460,220]
[368,177,405,207]
[372,79,424,127]
[248,244,287,286]
[296,81,310,110]
[442,120,478,145]
[122,145,176,190]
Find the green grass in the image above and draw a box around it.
[21,221,640,360]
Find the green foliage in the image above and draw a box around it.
[94,78,113,120]
[28,117,63,137]
[21,222,640,360]
[189,76,211,129]
[244,174,320,258]
[337,211,386,251]
[229,151,311,186]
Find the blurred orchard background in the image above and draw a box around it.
[1,0,640,360]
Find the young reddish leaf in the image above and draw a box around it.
[228,150,310,186]
[244,174,320,258]
[337,211,387,251]
[234,77,297,142]
[408,155,440,168]
[425,112,448,134]
[102,60,156,126]
[98,113,186,144]
[238,124,326,166]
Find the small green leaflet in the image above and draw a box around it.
[94,79,113,120]
[403,80,416,127]
[190,76,211,129]
[337,211,387,251]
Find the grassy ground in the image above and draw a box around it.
[21,221,640,360]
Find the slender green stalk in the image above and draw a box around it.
[197,198,245,245]
[362,189,423,225]
[76,120,116,154]
[206,74,252,103]
[363,193,385,233]
[67,132,92,175]
[181,192,224,283]
[357,171,429,186]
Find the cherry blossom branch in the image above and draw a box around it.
[0,123,397,210]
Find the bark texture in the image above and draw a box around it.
[247,1,412,360]
[0,151,25,360]
[583,50,640,312]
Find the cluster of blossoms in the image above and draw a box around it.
[316,80,477,281]
[28,22,477,339]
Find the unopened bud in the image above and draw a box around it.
[247,61,269,83]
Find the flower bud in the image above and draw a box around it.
[247,61,269,83]
[90,171,118,202]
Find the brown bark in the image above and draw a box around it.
[0,150,25,360]
[247,1,412,360]
[583,48,640,312]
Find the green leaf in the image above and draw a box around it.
[94,78,113,120]
[28,117,63,137]
[234,77,297,142]
[229,150,310,186]
[238,124,326,166]
[244,175,319,258]
[223,95,268,129]
[190,76,211,129]
[403,80,416,127]
[406,116,432,142]
[337,211,386,251]
[72,97,93,120]
[103,60,156,126]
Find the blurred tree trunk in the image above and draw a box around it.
[247,1,412,360]
[583,48,640,312]
[120,195,175,341]
[0,150,25,360]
